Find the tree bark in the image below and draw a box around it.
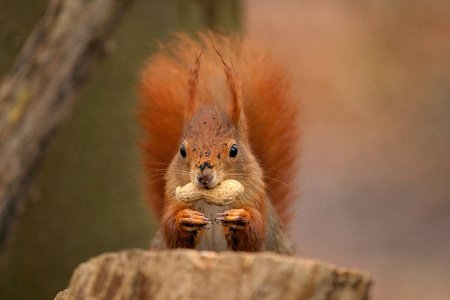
[55,249,373,300]
[0,0,134,252]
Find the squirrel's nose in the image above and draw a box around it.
[196,173,213,186]
[195,162,214,187]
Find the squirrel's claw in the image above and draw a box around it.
[178,209,211,232]
[216,209,250,230]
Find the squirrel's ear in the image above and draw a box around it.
[213,45,243,127]
[185,50,203,122]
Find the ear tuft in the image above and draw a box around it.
[185,49,203,121]
[212,43,242,126]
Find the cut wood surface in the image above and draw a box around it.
[0,0,134,252]
[55,249,372,300]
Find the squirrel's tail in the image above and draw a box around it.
[137,33,301,225]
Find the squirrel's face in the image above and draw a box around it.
[178,106,244,189]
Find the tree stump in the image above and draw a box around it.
[54,249,372,300]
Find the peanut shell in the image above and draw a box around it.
[175,179,244,206]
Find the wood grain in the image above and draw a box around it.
[56,249,373,300]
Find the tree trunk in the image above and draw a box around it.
[0,0,134,253]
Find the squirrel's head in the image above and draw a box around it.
[174,47,253,190]
[181,106,245,189]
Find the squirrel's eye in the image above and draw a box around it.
[229,144,238,158]
[180,145,187,158]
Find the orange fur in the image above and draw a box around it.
[185,50,202,121]
[162,203,202,249]
[137,32,301,225]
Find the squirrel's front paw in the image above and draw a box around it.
[177,209,211,232]
[216,209,250,231]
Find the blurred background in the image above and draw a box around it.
[0,0,449,299]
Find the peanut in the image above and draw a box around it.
[175,179,244,206]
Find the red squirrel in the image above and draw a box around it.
[137,33,300,255]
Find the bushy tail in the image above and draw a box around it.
[137,33,301,224]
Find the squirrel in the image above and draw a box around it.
[137,33,301,255]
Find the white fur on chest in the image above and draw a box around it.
[191,201,229,252]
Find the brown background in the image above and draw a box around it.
[245,1,450,299]
[1,0,449,299]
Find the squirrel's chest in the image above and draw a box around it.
[191,202,229,252]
